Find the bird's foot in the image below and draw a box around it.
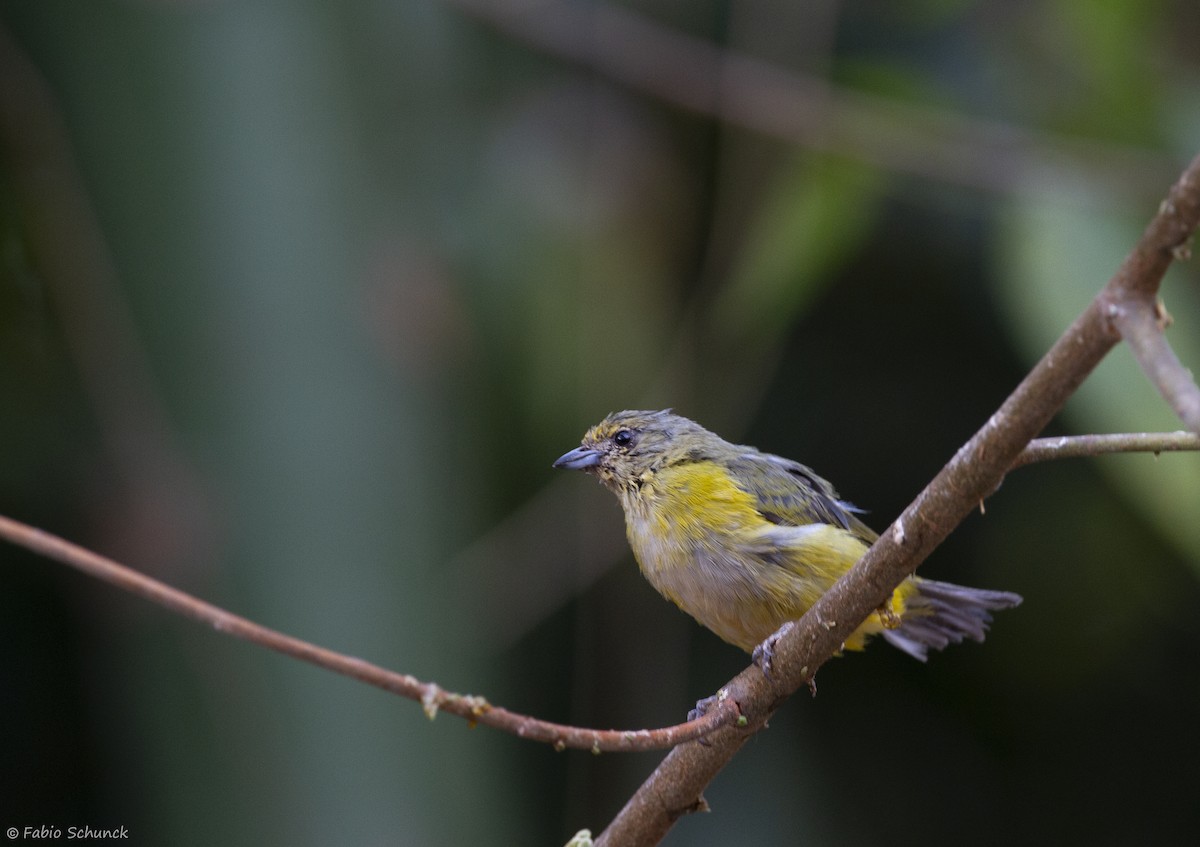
[687,687,729,722]
[876,598,902,630]
[687,688,736,745]
[752,620,796,681]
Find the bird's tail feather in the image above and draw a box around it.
[883,579,1022,662]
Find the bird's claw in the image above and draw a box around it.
[688,686,732,721]
[752,620,796,681]
[876,597,901,630]
[687,688,735,745]
[687,694,720,723]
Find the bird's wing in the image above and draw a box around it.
[727,451,878,544]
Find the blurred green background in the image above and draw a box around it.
[2,1,1199,844]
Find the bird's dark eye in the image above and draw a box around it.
[613,429,634,448]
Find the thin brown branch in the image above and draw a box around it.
[596,153,1200,846]
[0,513,737,753]
[1012,431,1200,468]
[444,0,1175,199]
[1108,300,1200,435]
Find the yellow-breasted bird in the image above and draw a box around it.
[554,409,1021,661]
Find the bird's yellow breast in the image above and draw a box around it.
[617,460,907,652]
[620,460,763,544]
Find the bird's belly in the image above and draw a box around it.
[628,525,817,652]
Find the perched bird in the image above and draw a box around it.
[554,409,1021,661]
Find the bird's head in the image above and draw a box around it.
[553,409,720,492]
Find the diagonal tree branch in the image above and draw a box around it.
[595,151,1200,846]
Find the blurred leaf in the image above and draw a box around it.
[994,0,1166,145]
[994,178,1200,575]
[714,153,886,345]
[1162,73,1200,161]
[1052,0,1165,140]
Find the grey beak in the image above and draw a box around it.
[553,446,603,471]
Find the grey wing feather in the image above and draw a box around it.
[728,451,875,541]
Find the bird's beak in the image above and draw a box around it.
[553,446,603,471]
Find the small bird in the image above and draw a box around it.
[554,409,1021,661]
